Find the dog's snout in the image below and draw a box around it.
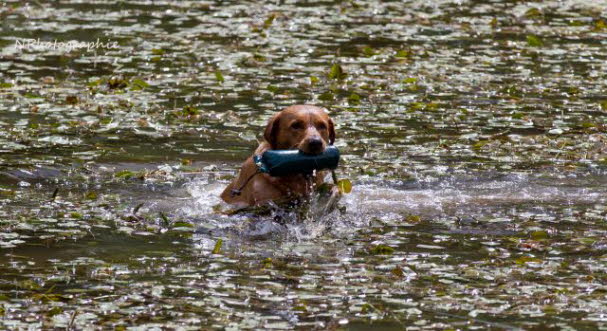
[308,138,323,149]
[301,137,324,155]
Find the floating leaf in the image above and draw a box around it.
[515,255,542,265]
[361,46,376,57]
[395,50,411,58]
[151,48,165,55]
[85,191,98,200]
[181,105,199,116]
[318,91,334,101]
[173,222,193,228]
[115,170,136,179]
[130,78,150,91]
[309,75,319,85]
[263,13,276,29]
[524,8,542,19]
[369,244,394,255]
[348,93,361,104]
[328,63,346,80]
[24,92,42,99]
[267,85,279,93]
[261,257,273,268]
[107,76,127,89]
[0,82,13,89]
[212,239,223,254]
[594,19,607,31]
[215,70,225,83]
[405,215,421,223]
[391,267,404,277]
[159,212,170,227]
[530,230,549,240]
[337,179,352,193]
[526,35,544,47]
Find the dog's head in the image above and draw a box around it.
[264,105,335,155]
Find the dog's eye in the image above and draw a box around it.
[290,121,304,130]
[316,123,327,130]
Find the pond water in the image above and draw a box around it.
[1,0,607,329]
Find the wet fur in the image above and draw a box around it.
[221,105,336,209]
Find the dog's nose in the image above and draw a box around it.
[307,138,323,151]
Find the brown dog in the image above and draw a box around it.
[220,105,336,208]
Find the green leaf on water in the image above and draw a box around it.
[512,112,525,119]
[309,75,319,85]
[24,92,42,99]
[361,46,376,57]
[85,191,98,200]
[215,70,225,83]
[515,255,542,265]
[253,53,266,62]
[405,215,421,223]
[568,20,585,27]
[267,85,279,94]
[115,170,136,179]
[0,190,15,197]
[530,230,549,240]
[151,48,165,56]
[261,257,273,268]
[159,212,170,228]
[600,101,607,111]
[212,239,223,254]
[0,82,13,89]
[348,93,361,104]
[181,105,199,116]
[473,140,490,151]
[526,35,544,47]
[328,63,346,80]
[87,78,103,87]
[263,13,276,29]
[337,179,352,193]
[369,244,394,255]
[318,91,334,101]
[173,222,193,228]
[46,306,62,317]
[524,7,542,19]
[130,78,150,91]
[593,19,606,31]
[391,267,404,277]
[395,49,411,58]
[107,76,128,89]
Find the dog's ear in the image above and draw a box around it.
[263,113,281,149]
[328,118,336,145]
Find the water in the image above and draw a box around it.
[1,0,607,329]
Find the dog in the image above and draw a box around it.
[220,105,336,209]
